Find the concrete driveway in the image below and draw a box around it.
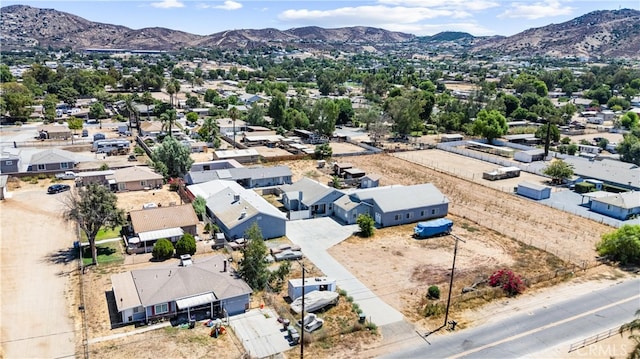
[286,217,405,327]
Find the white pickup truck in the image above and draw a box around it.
[55,171,77,180]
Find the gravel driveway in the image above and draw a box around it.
[1,186,77,358]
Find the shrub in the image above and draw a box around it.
[134,146,145,156]
[427,285,440,299]
[489,269,525,296]
[175,234,197,256]
[152,238,174,260]
[596,225,640,265]
[574,182,594,193]
[356,214,375,237]
[423,303,444,317]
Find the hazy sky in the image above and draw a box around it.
[4,0,639,36]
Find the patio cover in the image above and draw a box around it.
[138,227,184,242]
[176,293,216,310]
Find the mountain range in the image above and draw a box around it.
[1,5,639,59]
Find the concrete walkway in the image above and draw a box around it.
[286,217,405,327]
[88,322,171,344]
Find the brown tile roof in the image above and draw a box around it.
[129,204,199,234]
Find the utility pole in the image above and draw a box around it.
[443,234,465,330]
[543,117,552,159]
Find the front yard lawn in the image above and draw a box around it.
[80,226,123,243]
[81,241,124,266]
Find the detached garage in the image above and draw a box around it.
[514,149,546,163]
[516,182,551,200]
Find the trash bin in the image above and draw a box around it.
[189,319,196,329]
[358,313,366,324]
[282,319,290,330]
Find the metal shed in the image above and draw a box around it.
[516,182,551,200]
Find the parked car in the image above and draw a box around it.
[127,154,137,162]
[55,171,77,180]
[274,250,303,262]
[47,184,71,194]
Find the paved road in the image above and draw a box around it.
[384,278,640,358]
[286,217,405,327]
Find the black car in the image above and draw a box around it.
[47,184,71,194]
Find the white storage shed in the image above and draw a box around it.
[288,277,337,300]
[516,182,551,200]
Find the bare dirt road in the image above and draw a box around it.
[1,182,77,359]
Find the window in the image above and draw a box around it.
[420,210,425,217]
[140,180,147,187]
[118,183,126,191]
[431,209,438,215]
[394,214,401,221]
[155,303,169,314]
[61,162,69,169]
[37,164,46,170]
[133,306,141,313]
[5,161,12,165]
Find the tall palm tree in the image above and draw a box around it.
[166,81,176,108]
[229,106,240,149]
[123,95,138,132]
[160,109,177,137]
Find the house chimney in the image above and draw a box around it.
[233,194,240,203]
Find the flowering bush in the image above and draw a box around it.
[489,269,525,296]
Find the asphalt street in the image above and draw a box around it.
[384,278,640,358]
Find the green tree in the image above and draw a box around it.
[427,285,440,299]
[63,183,126,266]
[314,142,333,159]
[535,123,561,143]
[89,102,107,120]
[311,98,339,137]
[152,136,194,178]
[175,233,197,256]
[385,95,422,138]
[1,82,33,121]
[267,91,287,127]
[543,160,574,184]
[192,195,207,220]
[0,64,14,83]
[471,109,508,144]
[66,117,84,138]
[246,105,265,126]
[502,93,520,117]
[357,106,380,131]
[186,111,199,125]
[198,117,220,147]
[57,87,79,107]
[356,214,375,237]
[596,225,640,264]
[42,94,58,122]
[152,238,175,260]
[617,131,640,166]
[238,222,269,290]
[620,112,640,130]
[123,95,139,131]
[229,106,240,148]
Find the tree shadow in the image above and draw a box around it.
[44,247,78,265]
[82,245,116,258]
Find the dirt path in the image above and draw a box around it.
[1,184,77,358]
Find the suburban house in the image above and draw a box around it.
[359,173,382,188]
[588,191,640,220]
[340,183,450,227]
[110,255,252,324]
[127,204,199,252]
[187,180,287,240]
[212,149,260,164]
[107,166,164,192]
[139,121,164,137]
[279,177,345,219]
[185,165,292,188]
[26,149,77,172]
[563,157,640,191]
[190,160,243,172]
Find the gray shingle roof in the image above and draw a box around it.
[564,157,640,189]
[352,183,448,212]
[279,177,343,206]
[115,255,252,308]
[204,181,286,227]
[592,191,640,209]
[186,165,292,185]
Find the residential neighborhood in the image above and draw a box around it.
[2,4,640,359]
